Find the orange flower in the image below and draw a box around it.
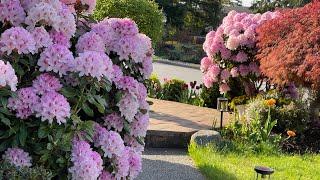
[265,98,276,107]
[287,130,296,137]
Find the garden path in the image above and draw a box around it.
[136,148,205,180]
[153,62,202,83]
[146,98,230,148]
[148,98,230,133]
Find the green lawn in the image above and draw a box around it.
[189,143,320,180]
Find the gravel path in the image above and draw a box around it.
[137,148,205,180]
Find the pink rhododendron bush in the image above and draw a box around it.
[200,10,279,96]
[0,0,153,179]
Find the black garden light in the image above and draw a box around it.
[217,97,228,129]
[254,166,274,179]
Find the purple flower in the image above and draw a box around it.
[117,91,139,122]
[130,112,149,137]
[0,60,18,91]
[127,147,142,179]
[94,124,125,158]
[0,27,36,55]
[2,148,32,168]
[103,113,124,132]
[0,0,26,26]
[32,73,62,95]
[34,91,70,124]
[8,87,39,119]
[31,26,53,51]
[74,51,113,81]
[38,44,74,76]
[76,31,105,53]
[69,140,103,180]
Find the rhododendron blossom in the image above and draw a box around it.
[31,27,53,51]
[8,87,39,119]
[74,51,113,81]
[38,44,74,76]
[76,31,105,53]
[2,148,32,168]
[0,0,151,178]
[0,0,26,26]
[34,91,71,124]
[69,140,103,180]
[0,27,36,55]
[0,60,18,91]
[32,73,62,95]
[200,10,279,95]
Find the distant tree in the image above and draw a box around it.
[256,2,320,120]
[156,0,223,35]
[251,0,311,13]
[94,0,165,45]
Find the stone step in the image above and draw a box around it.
[145,130,195,149]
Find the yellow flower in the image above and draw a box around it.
[287,130,296,137]
[265,98,276,107]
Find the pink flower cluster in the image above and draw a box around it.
[0,0,152,178]
[25,1,76,38]
[0,60,18,91]
[103,113,124,132]
[31,27,53,51]
[8,74,70,124]
[34,91,71,124]
[117,92,140,122]
[76,32,105,53]
[0,0,26,26]
[2,148,32,168]
[38,44,74,76]
[92,124,143,179]
[69,140,103,180]
[94,124,125,158]
[74,51,113,81]
[0,27,36,55]
[201,10,279,94]
[130,113,149,137]
[8,87,39,119]
[92,18,154,78]
[32,73,62,95]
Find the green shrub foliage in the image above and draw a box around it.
[94,0,165,45]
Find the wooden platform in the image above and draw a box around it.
[146,98,231,148]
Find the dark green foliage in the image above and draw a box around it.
[200,84,220,108]
[94,0,165,45]
[0,161,52,180]
[156,0,223,34]
[161,79,188,102]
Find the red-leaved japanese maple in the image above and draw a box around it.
[256,1,320,120]
[256,1,320,89]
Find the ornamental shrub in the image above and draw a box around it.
[0,0,153,179]
[200,10,279,96]
[161,79,188,102]
[94,0,165,45]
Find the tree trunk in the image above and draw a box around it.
[243,80,257,97]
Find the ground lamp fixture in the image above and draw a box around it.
[254,166,274,179]
[217,97,228,129]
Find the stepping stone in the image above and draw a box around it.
[190,130,221,146]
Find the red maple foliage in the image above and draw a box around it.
[256,2,320,89]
